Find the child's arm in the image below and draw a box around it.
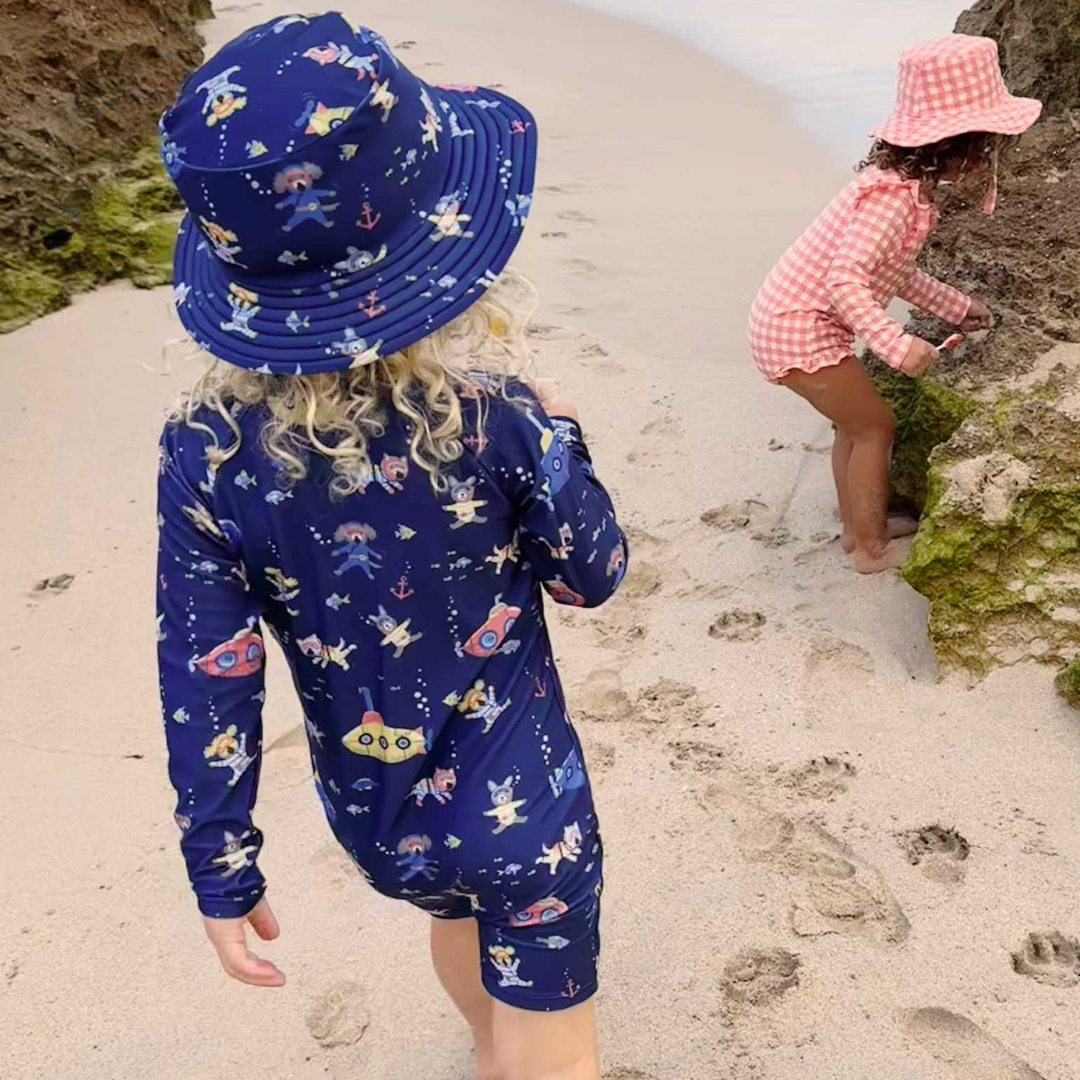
[490,389,627,608]
[157,423,268,920]
[825,186,921,370]
[897,269,972,327]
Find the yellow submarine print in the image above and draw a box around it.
[342,687,428,764]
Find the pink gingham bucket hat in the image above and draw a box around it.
[871,34,1042,147]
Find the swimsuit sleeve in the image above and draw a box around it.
[896,268,972,326]
[824,185,917,370]
[487,390,628,608]
[157,421,268,918]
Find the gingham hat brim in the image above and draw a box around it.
[172,86,537,374]
[870,93,1042,147]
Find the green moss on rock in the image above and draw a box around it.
[901,396,1080,674]
[0,141,181,333]
[870,362,979,510]
[1055,657,1080,710]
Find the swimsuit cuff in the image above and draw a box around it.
[196,883,267,919]
[484,979,599,1013]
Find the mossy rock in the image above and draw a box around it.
[0,139,181,333]
[869,359,978,511]
[901,396,1080,675]
[1056,657,1080,710]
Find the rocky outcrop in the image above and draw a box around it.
[871,0,1080,700]
[0,0,210,331]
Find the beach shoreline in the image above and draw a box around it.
[1,2,1078,1079]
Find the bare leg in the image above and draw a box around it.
[832,429,854,545]
[493,998,600,1080]
[782,358,907,573]
[431,918,500,1080]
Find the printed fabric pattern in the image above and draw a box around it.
[157,384,627,1009]
[748,166,972,382]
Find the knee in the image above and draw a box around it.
[846,403,895,445]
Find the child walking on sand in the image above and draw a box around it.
[748,35,1041,573]
[156,15,626,1080]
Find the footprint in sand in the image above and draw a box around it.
[31,572,76,595]
[669,738,727,773]
[587,741,617,771]
[781,756,856,800]
[605,1071,658,1080]
[526,322,572,340]
[576,670,703,726]
[700,500,767,534]
[905,1007,1047,1079]
[619,560,662,600]
[593,618,648,651]
[735,811,910,945]
[394,39,418,49]
[709,610,766,643]
[720,947,801,1005]
[639,414,682,439]
[751,526,796,548]
[539,183,589,195]
[557,209,597,225]
[541,231,569,239]
[900,826,970,884]
[575,669,633,724]
[580,341,610,358]
[561,257,597,276]
[306,981,370,1048]
[638,680,703,725]
[805,635,876,676]
[1011,931,1080,988]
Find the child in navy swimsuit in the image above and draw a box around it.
[156,14,624,1080]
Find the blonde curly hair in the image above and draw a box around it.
[169,270,537,496]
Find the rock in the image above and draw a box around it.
[871,0,1080,692]
[1056,656,1080,709]
[0,0,209,331]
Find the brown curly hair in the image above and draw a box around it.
[858,131,1002,182]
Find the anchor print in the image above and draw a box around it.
[360,290,387,318]
[462,432,490,453]
[509,120,532,135]
[391,575,415,600]
[356,202,382,231]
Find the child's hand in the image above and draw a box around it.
[899,337,940,378]
[541,395,581,423]
[202,897,286,987]
[960,297,994,331]
[525,378,581,423]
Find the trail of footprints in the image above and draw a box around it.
[572,476,1070,1076]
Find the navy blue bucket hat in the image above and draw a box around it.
[159,12,537,373]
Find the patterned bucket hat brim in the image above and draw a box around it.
[160,12,537,374]
[870,34,1042,147]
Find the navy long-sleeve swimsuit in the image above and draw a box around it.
[157,384,627,1010]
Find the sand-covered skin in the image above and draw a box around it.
[2,2,1079,1079]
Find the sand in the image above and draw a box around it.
[2,1,1079,1078]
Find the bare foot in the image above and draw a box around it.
[841,515,919,554]
[851,539,911,574]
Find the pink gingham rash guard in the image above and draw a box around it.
[748,167,972,382]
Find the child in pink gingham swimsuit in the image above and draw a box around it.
[749,35,1041,573]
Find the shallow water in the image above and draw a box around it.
[567,0,969,165]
